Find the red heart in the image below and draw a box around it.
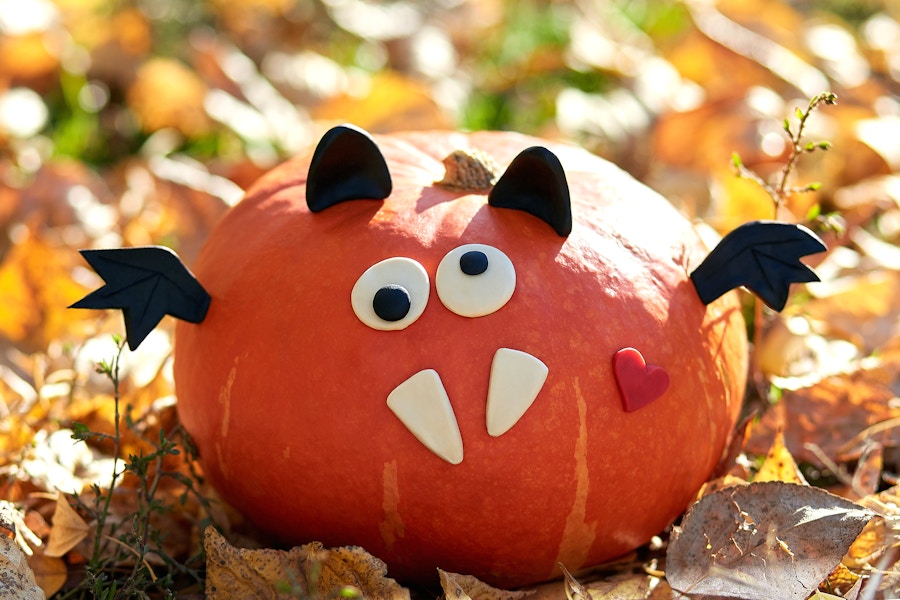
[613,348,669,413]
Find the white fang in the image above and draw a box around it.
[387,369,464,465]
[486,348,548,437]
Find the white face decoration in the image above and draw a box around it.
[351,243,548,464]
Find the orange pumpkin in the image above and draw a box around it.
[171,126,748,587]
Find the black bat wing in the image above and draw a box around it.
[70,247,210,350]
[690,221,827,311]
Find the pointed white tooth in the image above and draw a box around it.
[387,369,464,465]
[486,348,549,437]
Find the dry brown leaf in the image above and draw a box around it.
[748,369,900,465]
[666,482,873,600]
[696,475,748,500]
[314,545,409,599]
[805,270,900,353]
[26,550,67,598]
[530,574,676,600]
[754,427,808,485]
[44,494,90,558]
[581,573,668,600]
[204,527,409,600]
[0,533,45,600]
[560,564,590,600]
[439,569,533,600]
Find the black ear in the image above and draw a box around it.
[306,124,392,212]
[488,146,572,237]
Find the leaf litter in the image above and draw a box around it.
[3,0,900,598]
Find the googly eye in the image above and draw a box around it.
[352,257,429,330]
[436,244,515,317]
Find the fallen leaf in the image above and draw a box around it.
[314,544,410,599]
[754,427,808,485]
[821,562,860,597]
[26,550,67,598]
[748,369,900,465]
[439,569,533,600]
[560,564,590,600]
[44,494,90,558]
[843,515,887,569]
[0,227,90,351]
[805,270,900,353]
[666,482,873,600]
[204,527,409,600]
[579,573,668,600]
[0,533,45,600]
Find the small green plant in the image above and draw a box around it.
[731,91,844,234]
[60,334,214,599]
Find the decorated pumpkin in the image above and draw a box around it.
[72,125,826,587]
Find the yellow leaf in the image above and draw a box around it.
[820,562,859,597]
[755,427,808,485]
[0,228,90,351]
[313,71,450,133]
[44,495,90,558]
[709,168,779,233]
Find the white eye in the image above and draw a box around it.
[436,244,515,317]
[352,257,429,330]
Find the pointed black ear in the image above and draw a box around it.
[306,124,392,212]
[488,146,572,237]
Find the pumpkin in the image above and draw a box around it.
[168,125,749,588]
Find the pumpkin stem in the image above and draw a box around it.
[436,149,501,190]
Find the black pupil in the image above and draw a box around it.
[373,285,411,322]
[459,250,488,276]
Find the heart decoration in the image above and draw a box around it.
[613,348,669,412]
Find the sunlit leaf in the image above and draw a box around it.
[754,428,807,485]
[0,227,90,350]
[313,71,450,133]
[667,482,873,600]
[44,494,90,558]
[0,531,45,599]
[438,569,532,600]
[204,527,409,600]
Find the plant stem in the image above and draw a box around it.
[772,91,837,210]
[91,338,126,566]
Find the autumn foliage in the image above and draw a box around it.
[2,0,900,599]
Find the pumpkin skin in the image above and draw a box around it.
[173,129,747,587]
